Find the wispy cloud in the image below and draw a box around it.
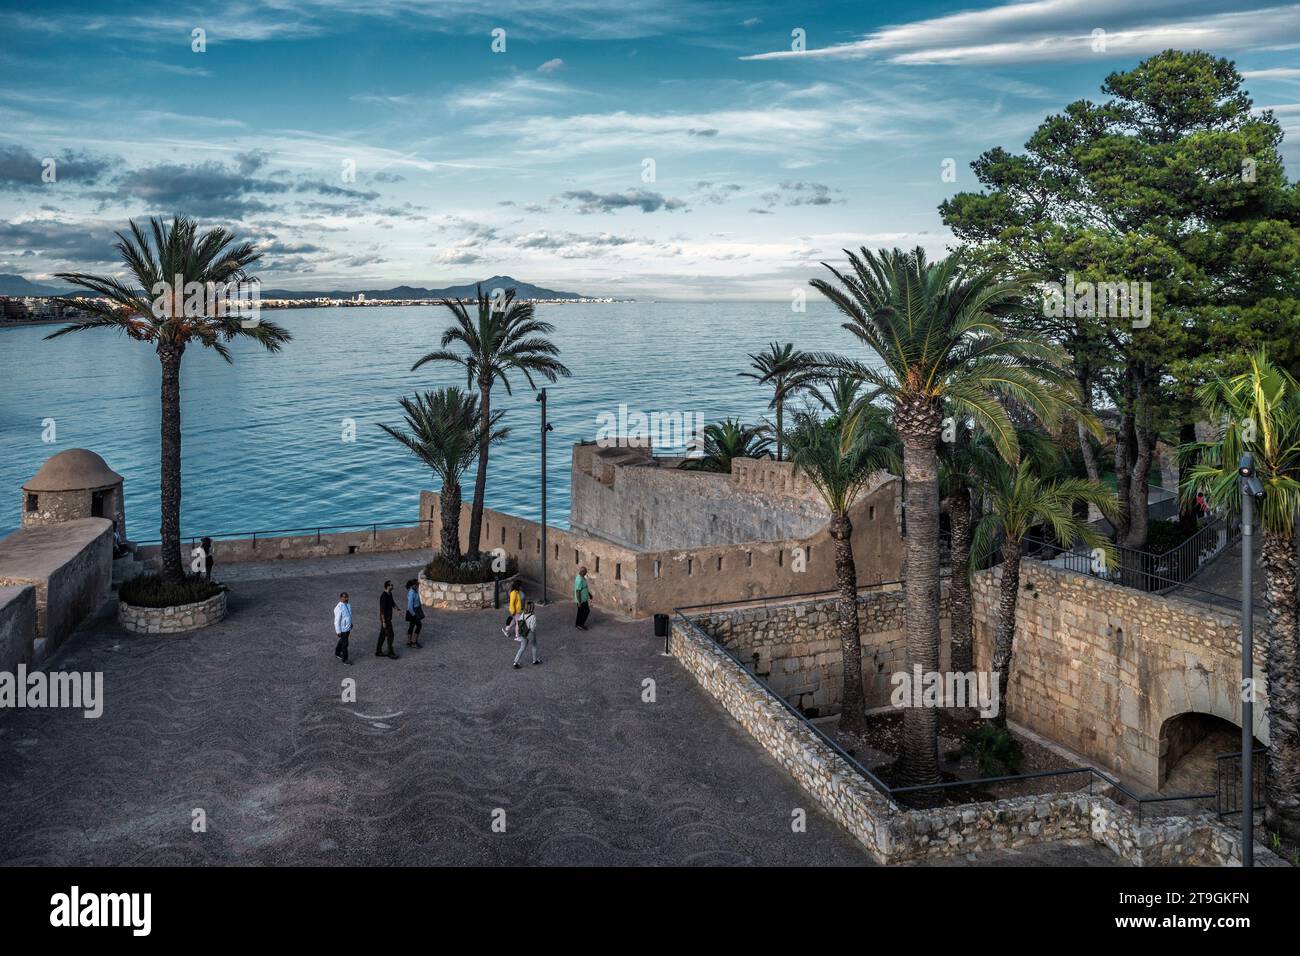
[741,1,1300,66]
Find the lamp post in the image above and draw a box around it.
[1237,452,1264,868]
[537,389,554,605]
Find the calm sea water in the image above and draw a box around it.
[0,302,863,540]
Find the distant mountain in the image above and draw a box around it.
[261,276,592,300]
[0,274,76,296]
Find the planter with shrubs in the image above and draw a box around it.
[117,574,228,634]
[418,553,519,610]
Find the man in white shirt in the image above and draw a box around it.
[334,592,354,664]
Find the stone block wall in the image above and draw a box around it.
[970,560,1262,790]
[688,584,951,714]
[0,585,36,673]
[671,610,1280,866]
[570,445,830,550]
[418,571,518,610]
[0,518,113,663]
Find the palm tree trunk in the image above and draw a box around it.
[948,488,973,674]
[830,512,867,734]
[440,480,463,564]
[899,430,942,786]
[775,394,783,462]
[1260,528,1300,841]
[990,538,1022,730]
[466,378,491,560]
[157,343,185,582]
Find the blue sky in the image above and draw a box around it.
[1,0,1298,299]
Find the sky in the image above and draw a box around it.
[1,0,1299,300]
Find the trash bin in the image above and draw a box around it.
[653,613,669,637]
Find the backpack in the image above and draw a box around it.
[518,616,530,637]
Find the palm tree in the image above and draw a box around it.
[678,419,771,473]
[412,286,570,560]
[1182,351,1300,841]
[783,406,900,734]
[46,216,290,582]
[379,388,507,564]
[810,246,1083,786]
[740,342,818,461]
[810,372,871,424]
[971,460,1117,728]
[941,420,1065,674]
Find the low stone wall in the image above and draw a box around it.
[671,611,1276,866]
[136,523,432,567]
[418,571,517,610]
[0,518,113,663]
[668,617,897,859]
[0,585,36,673]
[118,590,228,635]
[689,584,950,715]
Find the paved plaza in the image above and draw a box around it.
[0,552,1123,866]
[0,553,872,866]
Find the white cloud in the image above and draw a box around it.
[741,1,1300,66]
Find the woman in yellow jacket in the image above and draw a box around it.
[502,581,525,641]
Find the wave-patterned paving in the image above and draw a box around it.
[0,555,869,866]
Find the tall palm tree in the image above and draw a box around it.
[678,419,771,473]
[740,342,817,461]
[46,216,289,582]
[971,460,1117,728]
[412,286,570,560]
[1182,351,1300,841]
[783,405,900,735]
[810,246,1083,786]
[378,388,507,564]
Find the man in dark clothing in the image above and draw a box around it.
[376,580,398,658]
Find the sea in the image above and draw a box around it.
[0,301,866,540]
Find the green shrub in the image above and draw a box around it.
[961,724,1025,776]
[119,574,224,608]
[423,553,518,584]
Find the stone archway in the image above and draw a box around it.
[1158,712,1263,794]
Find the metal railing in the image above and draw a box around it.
[134,518,434,549]
[671,605,1216,822]
[1017,517,1241,609]
[1217,748,1267,818]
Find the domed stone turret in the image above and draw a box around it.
[21,449,126,539]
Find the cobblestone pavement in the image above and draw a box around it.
[0,554,1124,866]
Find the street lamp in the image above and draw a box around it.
[1237,452,1265,867]
[537,389,554,605]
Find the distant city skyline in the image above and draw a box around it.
[1,0,1298,299]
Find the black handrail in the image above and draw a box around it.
[671,603,1221,824]
[133,518,434,548]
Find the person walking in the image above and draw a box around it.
[334,592,353,664]
[405,578,424,648]
[574,566,591,630]
[513,601,541,668]
[200,536,214,583]
[502,580,525,641]
[376,580,398,659]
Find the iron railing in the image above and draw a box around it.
[671,604,1215,822]
[134,518,434,550]
[1217,748,1267,818]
